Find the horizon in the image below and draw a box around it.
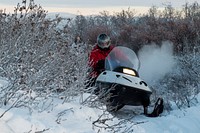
[0,4,159,16]
[0,0,198,16]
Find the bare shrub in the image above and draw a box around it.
[0,0,88,115]
[152,51,200,109]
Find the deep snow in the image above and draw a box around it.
[0,78,200,133]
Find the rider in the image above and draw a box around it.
[85,33,114,88]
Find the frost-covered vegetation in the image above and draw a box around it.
[0,0,88,112]
[0,0,200,131]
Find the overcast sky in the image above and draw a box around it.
[0,0,198,15]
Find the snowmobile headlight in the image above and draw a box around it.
[123,68,136,76]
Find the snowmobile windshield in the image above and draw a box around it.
[105,46,140,71]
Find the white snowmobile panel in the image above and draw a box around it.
[97,70,152,93]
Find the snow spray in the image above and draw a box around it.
[138,41,175,85]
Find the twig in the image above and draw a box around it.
[0,94,24,118]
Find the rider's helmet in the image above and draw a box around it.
[97,33,111,49]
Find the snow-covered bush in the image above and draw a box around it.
[0,0,88,113]
[153,51,200,109]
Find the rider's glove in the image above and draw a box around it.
[96,59,105,71]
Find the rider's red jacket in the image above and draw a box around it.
[88,44,114,78]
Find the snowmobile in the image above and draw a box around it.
[95,46,163,117]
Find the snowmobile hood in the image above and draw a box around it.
[97,70,152,93]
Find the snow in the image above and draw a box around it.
[0,79,200,133]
